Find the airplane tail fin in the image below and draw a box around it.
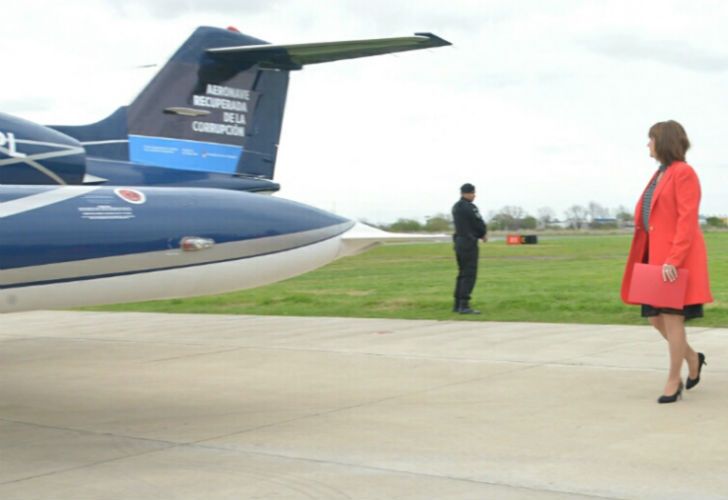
[53,27,450,181]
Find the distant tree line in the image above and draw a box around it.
[705,216,728,228]
[483,202,633,231]
[373,213,453,233]
[369,202,728,233]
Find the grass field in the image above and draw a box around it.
[91,232,728,327]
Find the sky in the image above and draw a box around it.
[3,0,728,224]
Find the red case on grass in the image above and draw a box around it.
[627,263,689,309]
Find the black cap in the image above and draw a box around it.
[460,183,475,194]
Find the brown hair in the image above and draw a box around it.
[648,120,690,165]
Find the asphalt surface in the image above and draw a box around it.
[2,311,727,499]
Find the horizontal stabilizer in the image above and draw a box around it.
[338,222,449,258]
[207,33,451,70]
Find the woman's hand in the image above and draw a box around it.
[662,264,678,282]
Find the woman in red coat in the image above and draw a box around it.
[621,120,712,404]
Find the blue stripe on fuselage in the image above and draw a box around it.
[128,135,243,173]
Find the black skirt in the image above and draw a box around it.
[641,304,704,321]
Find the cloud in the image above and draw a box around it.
[0,98,55,114]
[102,0,279,18]
[4,0,728,221]
[99,0,514,30]
[585,34,728,73]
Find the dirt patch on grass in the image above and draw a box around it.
[481,255,569,261]
[301,289,375,297]
[374,298,415,311]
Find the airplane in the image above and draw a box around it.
[0,26,451,313]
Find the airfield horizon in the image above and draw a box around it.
[91,233,728,328]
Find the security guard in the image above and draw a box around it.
[452,183,487,314]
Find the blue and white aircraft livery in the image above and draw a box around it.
[0,26,450,313]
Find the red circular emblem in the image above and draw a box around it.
[114,188,146,204]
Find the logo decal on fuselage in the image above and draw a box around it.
[114,188,146,204]
[0,187,101,219]
[0,131,27,158]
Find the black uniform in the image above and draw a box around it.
[452,197,487,306]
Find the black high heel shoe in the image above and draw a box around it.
[657,381,683,404]
[686,352,707,390]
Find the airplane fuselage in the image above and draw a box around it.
[0,185,353,312]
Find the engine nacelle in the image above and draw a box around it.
[0,112,86,185]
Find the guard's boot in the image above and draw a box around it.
[452,299,461,313]
[458,300,480,315]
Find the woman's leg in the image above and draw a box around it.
[648,315,666,339]
[662,313,689,394]
[649,315,699,377]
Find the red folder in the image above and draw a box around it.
[627,263,689,309]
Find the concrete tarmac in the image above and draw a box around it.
[1,311,727,499]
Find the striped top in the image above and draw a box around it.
[642,164,668,231]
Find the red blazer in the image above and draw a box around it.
[621,161,713,306]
